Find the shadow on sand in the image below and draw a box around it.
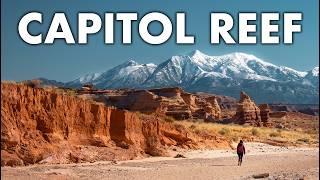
[210,164,238,167]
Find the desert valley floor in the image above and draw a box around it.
[2,143,319,180]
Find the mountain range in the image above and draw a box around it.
[38,50,319,104]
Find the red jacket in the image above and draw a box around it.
[237,143,246,154]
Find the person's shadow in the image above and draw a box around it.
[210,164,238,167]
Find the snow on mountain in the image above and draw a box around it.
[93,60,156,88]
[310,67,319,76]
[143,50,309,88]
[63,50,318,103]
[66,72,102,87]
[302,66,319,86]
[66,60,157,88]
[79,73,102,84]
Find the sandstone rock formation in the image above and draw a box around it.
[233,91,262,126]
[195,92,238,111]
[1,83,228,166]
[259,104,271,127]
[79,87,222,121]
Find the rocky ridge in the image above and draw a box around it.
[1,83,229,166]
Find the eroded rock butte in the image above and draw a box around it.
[233,91,271,126]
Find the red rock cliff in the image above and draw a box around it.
[1,83,228,166]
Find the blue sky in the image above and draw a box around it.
[1,0,319,82]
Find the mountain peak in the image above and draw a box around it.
[188,49,207,58]
[310,66,319,76]
[123,59,139,66]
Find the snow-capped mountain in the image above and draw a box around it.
[65,60,156,88]
[66,73,102,87]
[60,50,318,103]
[143,50,309,87]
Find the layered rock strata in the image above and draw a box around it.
[233,91,262,126]
[1,83,228,166]
[79,87,222,121]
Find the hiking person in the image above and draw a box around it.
[237,140,245,166]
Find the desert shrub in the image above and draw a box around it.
[305,129,317,134]
[66,89,76,96]
[232,136,239,142]
[164,116,175,123]
[54,88,65,94]
[173,123,185,131]
[297,137,310,143]
[191,119,198,123]
[194,129,201,134]
[189,124,197,129]
[174,120,318,146]
[218,127,230,136]
[276,129,282,133]
[269,131,281,137]
[251,128,260,136]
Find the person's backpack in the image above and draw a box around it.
[237,143,244,154]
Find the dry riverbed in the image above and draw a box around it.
[1,143,319,180]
